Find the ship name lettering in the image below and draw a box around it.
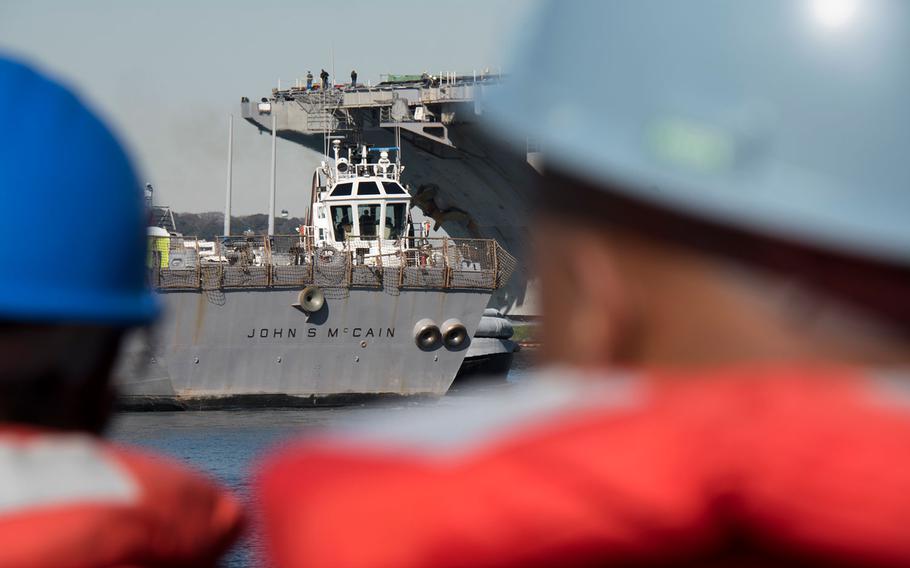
[246,327,394,340]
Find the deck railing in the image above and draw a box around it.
[147,234,516,293]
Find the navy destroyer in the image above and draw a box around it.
[118,136,516,407]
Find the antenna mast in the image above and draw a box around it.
[224,114,233,236]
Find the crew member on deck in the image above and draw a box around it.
[256,2,910,568]
[320,68,329,90]
[350,69,357,88]
[336,210,352,242]
[0,56,243,568]
[359,209,376,238]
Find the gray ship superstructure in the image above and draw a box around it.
[241,74,539,316]
[120,142,516,407]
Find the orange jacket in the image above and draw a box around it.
[0,427,243,568]
[257,367,910,568]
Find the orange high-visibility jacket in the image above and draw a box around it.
[257,367,910,568]
[0,427,243,568]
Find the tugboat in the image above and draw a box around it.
[310,140,417,270]
[119,140,516,408]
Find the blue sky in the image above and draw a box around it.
[0,0,539,214]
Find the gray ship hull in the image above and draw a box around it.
[117,287,493,406]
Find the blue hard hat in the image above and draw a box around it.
[0,56,158,325]
[488,0,910,264]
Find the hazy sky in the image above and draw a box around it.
[0,0,539,215]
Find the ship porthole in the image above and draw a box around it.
[441,319,468,350]
[297,285,325,314]
[413,319,441,351]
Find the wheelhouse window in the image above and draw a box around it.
[331,182,353,197]
[331,205,353,242]
[382,182,407,195]
[357,204,380,238]
[357,181,381,195]
[384,203,407,239]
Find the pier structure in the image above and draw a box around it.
[240,76,539,316]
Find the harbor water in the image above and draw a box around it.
[110,349,536,567]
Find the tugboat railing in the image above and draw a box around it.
[148,234,516,293]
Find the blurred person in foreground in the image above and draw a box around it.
[256,2,910,567]
[0,56,242,567]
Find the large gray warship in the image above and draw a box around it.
[117,74,534,407]
[119,134,516,407]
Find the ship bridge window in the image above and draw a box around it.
[331,182,353,197]
[384,203,407,239]
[331,205,353,242]
[382,182,407,195]
[357,181,381,195]
[357,204,380,238]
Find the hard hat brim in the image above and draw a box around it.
[0,286,159,327]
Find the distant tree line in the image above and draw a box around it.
[172,212,306,239]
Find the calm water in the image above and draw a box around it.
[109,350,535,567]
